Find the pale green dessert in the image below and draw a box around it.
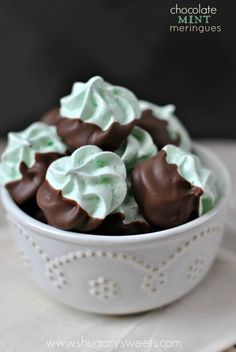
[46,145,127,219]
[139,100,191,152]
[163,144,218,214]
[115,126,157,171]
[0,122,67,184]
[60,76,141,130]
[114,179,149,225]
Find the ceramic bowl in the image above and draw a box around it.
[0,144,231,315]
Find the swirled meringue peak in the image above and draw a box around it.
[138,100,191,151]
[60,76,141,130]
[0,122,67,185]
[163,144,218,215]
[115,126,157,171]
[37,146,127,230]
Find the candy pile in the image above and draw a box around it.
[0,76,218,235]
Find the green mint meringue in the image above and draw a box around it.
[0,122,67,185]
[46,145,127,219]
[114,179,148,225]
[60,76,141,131]
[139,100,191,152]
[163,144,218,214]
[115,126,157,171]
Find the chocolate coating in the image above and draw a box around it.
[20,197,47,224]
[92,212,152,236]
[6,153,62,205]
[37,180,102,231]
[137,109,180,149]
[132,150,203,229]
[41,107,61,126]
[57,117,137,151]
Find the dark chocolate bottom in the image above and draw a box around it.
[137,109,180,149]
[57,117,137,151]
[90,213,153,236]
[37,180,102,231]
[6,153,63,205]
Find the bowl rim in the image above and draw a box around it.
[0,143,231,246]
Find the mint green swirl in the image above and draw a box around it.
[46,145,127,219]
[60,76,141,131]
[115,126,157,170]
[163,144,218,214]
[114,179,148,225]
[0,122,67,184]
[139,100,191,152]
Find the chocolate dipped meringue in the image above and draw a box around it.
[57,76,141,151]
[0,122,67,204]
[37,145,127,231]
[132,145,217,229]
[138,101,191,151]
[115,126,157,172]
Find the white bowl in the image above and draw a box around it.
[0,144,231,315]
